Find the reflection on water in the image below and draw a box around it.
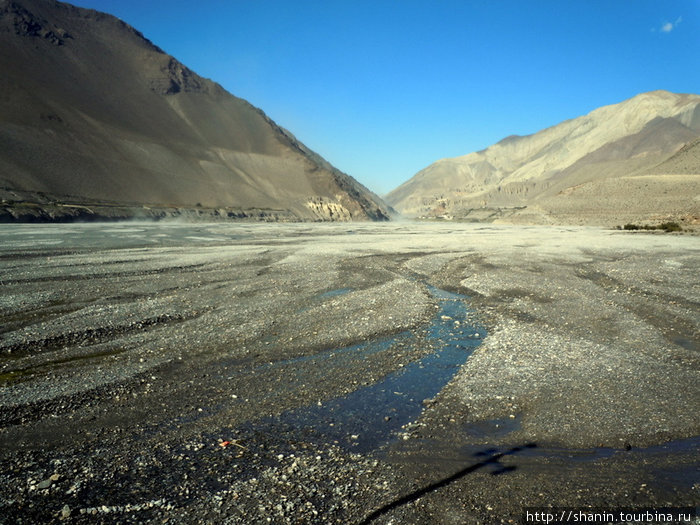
[262,285,486,453]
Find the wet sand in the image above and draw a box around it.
[0,222,698,523]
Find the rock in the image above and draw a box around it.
[61,505,71,518]
[37,478,52,489]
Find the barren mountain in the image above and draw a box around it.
[386,91,700,226]
[0,0,391,222]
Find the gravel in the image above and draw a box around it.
[0,222,698,523]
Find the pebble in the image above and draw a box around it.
[2,224,697,524]
[37,479,53,490]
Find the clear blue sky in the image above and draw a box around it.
[70,1,699,195]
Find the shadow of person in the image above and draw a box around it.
[358,443,538,525]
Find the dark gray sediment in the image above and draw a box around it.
[0,223,697,524]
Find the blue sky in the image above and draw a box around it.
[71,1,699,195]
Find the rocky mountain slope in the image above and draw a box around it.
[0,0,391,222]
[386,91,700,226]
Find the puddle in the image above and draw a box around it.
[644,436,700,490]
[453,433,699,491]
[256,285,486,453]
[506,434,700,462]
[511,435,700,490]
[295,287,356,314]
[318,288,353,299]
[253,331,412,373]
[672,336,697,352]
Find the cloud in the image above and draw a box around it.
[660,16,682,33]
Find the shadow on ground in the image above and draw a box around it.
[359,443,538,524]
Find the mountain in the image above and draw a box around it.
[0,0,392,222]
[386,91,700,226]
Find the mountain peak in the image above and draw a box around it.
[1,0,70,45]
[0,0,392,222]
[386,91,700,226]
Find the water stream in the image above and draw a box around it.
[264,285,486,453]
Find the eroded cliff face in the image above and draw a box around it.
[387,91,700,226]
[305,197,352,221]
[0,0,392,222]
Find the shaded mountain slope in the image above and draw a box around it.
[387,91,700,226]
[645,137,700,175]
[0,0,391,222]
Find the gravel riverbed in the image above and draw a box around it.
[0,222,698,524]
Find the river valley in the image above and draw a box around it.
[0,222,698,524]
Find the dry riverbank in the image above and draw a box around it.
[0,223,697,524]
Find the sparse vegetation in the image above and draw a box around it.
[618,222,682,232]
[658,221,683,232]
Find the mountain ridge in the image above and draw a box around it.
[0,0,392,222]
[386,90,700,225]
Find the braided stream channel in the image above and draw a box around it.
[247,285,486,454]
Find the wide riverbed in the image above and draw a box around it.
[1,222,698,523]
